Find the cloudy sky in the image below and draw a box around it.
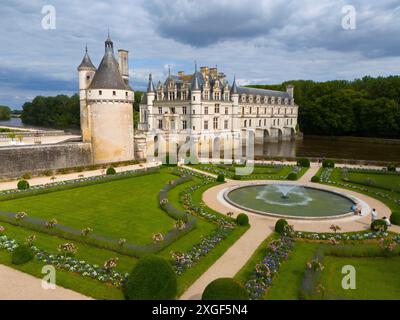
[0,0,400,109]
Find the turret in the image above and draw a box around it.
[230,76,239,105]
[147,73,155,106]
[77,46,96,91]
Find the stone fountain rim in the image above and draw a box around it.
[222,182,362,221]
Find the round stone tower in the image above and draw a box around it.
[79,35,135,165]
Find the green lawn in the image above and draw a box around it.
[0,172,178,245]
[0,169,249,299]
[321,256,400,300]
[317,167,400,214]
[347,171,400,191]
[189,163,307,181]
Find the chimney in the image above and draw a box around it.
[286,85,294,99]
[200,66,209,78]
[118,49,129,85]
[210,67,218,79]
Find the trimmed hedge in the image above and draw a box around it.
[12,245,34,265]
[297,158,310,168]
[236,213,249,226]
[106,167,116,175]
[216,174,225,182]
[387,164,397,172]
[311,176,320,183]
[17,180,30,190]
[233,175,242,180]
[202,278,249,300]
[275,219,288,234]
[390,212,400,226]
[322,159,335,168]
[287,172,298,181]
[124,256,177,300]
[371,219,388,232]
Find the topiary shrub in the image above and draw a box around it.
[287,172,298,181]
[236,213,249,226]
[371,219,388,232]
[311,176,320,183]
[106,167,116,175]
[202,278,249,300]
[216,174,225,182]
[390,212,400,226]
[124,255,177,300]
[12,245,34,265]
[275,219,288,234]
[387,164,397,172]
[17,179,30,190]
[297,158,310,168]
[322,159,335,168]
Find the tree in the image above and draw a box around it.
[0,105,11,120]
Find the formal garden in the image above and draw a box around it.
[232,221,400,300]
[0,166,249,299]
[0,158,399,300]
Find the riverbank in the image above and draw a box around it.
[305,135,400,145]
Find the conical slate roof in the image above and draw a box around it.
[147,74,155,93]
[78,47,96,71]
[230,77,238,95]
[89,37,129,90]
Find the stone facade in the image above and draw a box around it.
[138,67,299,159]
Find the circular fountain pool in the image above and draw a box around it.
[224,184,356,219]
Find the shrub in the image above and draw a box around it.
[371,219,388,232]
[233,175,242,180]
[12,245,34,265]
[311,176,320,183]
[124,256,177,300]
[42,169,54,177]
[297,158,310,168]
[390,212,400,226]
[106,167,116,175]
[17,179,30,190]
[287,172,298,181]
[21,172,32,180]
[202,278,249,300]
[387,164,397,172]
[322,160,335,168]
[216,174,225,182]
[275,219,288,234]
[236,213,249,226]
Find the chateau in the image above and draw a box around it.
[77,35,299,163]
[0,35,300,177]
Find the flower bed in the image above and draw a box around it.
[244,236,294,300]
[171,228,231,276]
[0,235,128,287]
[293,230,397,242]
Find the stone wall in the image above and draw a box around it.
[0,143,92,178]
